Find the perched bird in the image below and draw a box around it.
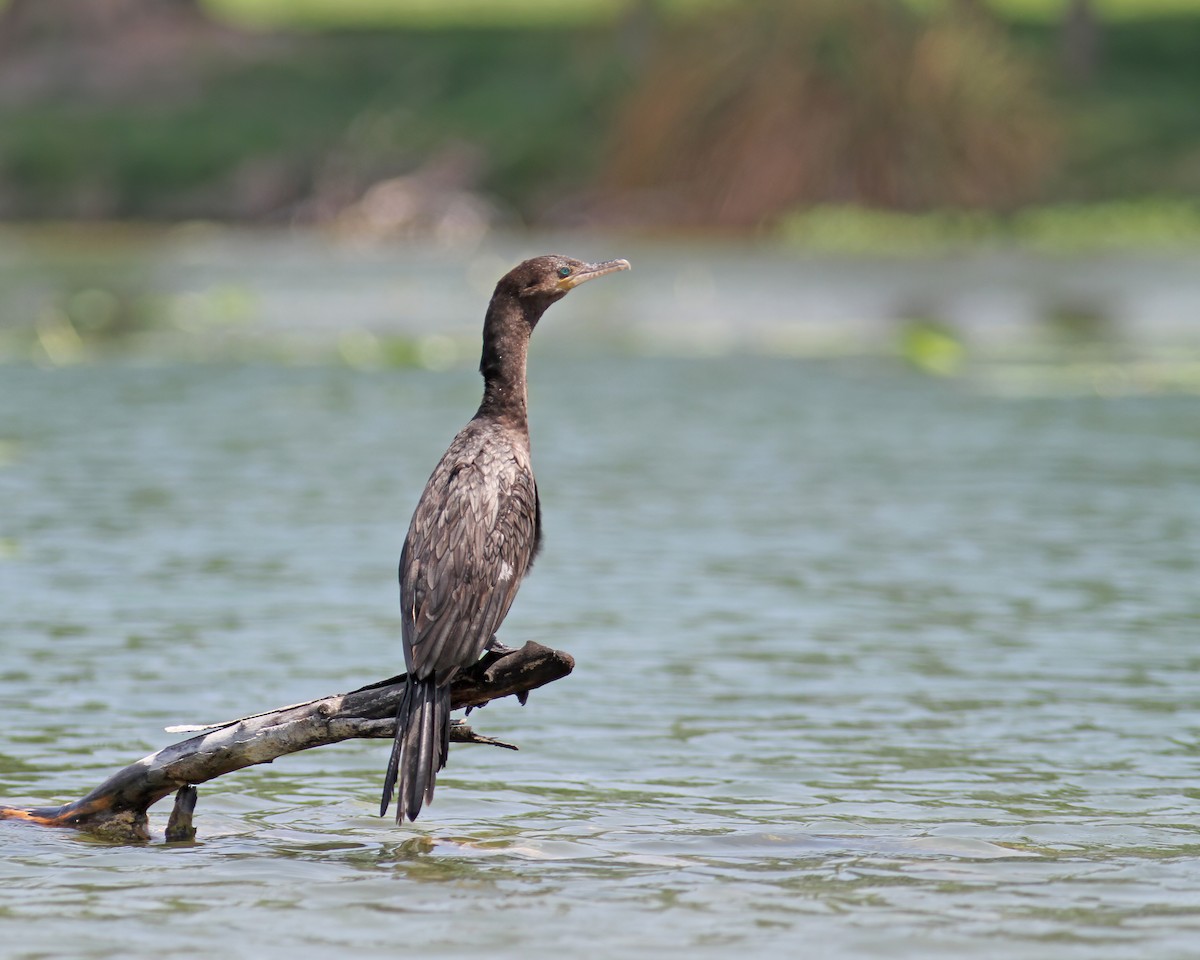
[381,254,631,822]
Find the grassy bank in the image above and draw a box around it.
[779,199,1200,255]
[202,0,1200,28]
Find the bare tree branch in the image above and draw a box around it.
[0,642,573,842]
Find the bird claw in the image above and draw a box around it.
[486,637,519,656]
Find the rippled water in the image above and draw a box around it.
[2,355,1199,958]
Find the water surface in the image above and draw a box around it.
[2,354,1198,959]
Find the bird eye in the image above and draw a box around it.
[557,266,571,278]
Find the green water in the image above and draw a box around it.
[2,352,1199,958]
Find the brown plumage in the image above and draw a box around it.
[381,254,631,822]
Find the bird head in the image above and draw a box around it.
[502,255,631,314]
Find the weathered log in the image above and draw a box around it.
[0,641,573,842]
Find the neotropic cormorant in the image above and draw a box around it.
[381,254,631,822]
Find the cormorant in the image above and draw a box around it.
[381,254,631,823]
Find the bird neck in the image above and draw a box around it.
[476,291,538,425]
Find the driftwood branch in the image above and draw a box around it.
[0,642,573,842]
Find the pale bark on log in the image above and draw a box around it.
[0,642,572,842]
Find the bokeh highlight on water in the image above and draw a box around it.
[2,243,1200,958]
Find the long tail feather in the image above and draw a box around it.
[380,678,450,822]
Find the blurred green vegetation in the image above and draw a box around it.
[0,0,1197,229]
[0,29,627,221]
[603,0,1059,225]
[1011,19,1200,200]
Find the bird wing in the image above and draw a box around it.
[399,432,539,684]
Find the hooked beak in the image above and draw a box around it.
[559,258,631,291]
